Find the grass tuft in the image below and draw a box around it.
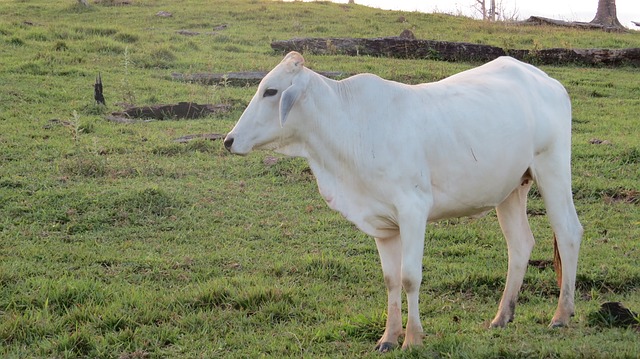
[36,278,109,314]
[576,272,640,293]
[115,187,180,218]
[619,147,640,165]
[114,32,139,44]
[304,256,355,282]
[316,312,385,343]
[189,286,233,309]
[185,282,293,314]
[55,330,95,357]
[8,37,25,46]
[74,26,118,37]
[136,47,177,69]
[60,155,108,178]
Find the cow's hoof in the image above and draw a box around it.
[549,320,569,329]
[489,318,510,328]
[375,342,395,353]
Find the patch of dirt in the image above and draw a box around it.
[95,0,132,5]
[588,302,640,329]
[528,259,554,270]
[604,189,640,205]
[526,208,546,216]
[263,156,280,166]
[589,138,612,145]
[106,102,230,123]
[172,133,224,143]
[176,30,200,36]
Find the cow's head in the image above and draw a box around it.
[224,51,309,155]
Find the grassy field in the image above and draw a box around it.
[1,0,639,357]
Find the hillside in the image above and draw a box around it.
[1,1,639,358]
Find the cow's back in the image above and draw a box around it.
[437,56,572,146]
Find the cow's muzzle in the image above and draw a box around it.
[223,136,234,152]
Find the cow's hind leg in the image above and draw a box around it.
[491,177,535,328]
[534,155,583,327]
[374,234,403,352]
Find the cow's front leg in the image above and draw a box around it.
[400,227,426,348]
[374,235,403,352]
[399,205,428,350]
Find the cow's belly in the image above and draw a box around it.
[428,164,529,222]
[428,200,496,222]
[313,148,530,238]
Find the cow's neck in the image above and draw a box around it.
[296,76,361,172]
[282,75,367,205]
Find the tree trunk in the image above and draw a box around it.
[590,0,623,28]
[489,0,496,21]
[476,0,487,20]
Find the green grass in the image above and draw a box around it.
[1,0,639,358]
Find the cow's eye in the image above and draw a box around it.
[263,88,278,97]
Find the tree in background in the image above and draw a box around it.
[590,0,623,28]
[473,0,496,21]
[473,0,518,22]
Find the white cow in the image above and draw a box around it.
[224,52,583,351]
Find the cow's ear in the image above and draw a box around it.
[279,74,308,127]
[279,83,301,126]
[282,51,305,74]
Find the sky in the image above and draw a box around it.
[318,0,640,29]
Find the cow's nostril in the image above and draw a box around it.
[223,136,234,151]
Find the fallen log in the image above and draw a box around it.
[271,37,506,62]
[171,70,348,86]
[106,102,230,123]
[271,37,640,66]
[519,16,627,33]
[522,48,640,66]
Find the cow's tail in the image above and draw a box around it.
[553,233,562,288]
